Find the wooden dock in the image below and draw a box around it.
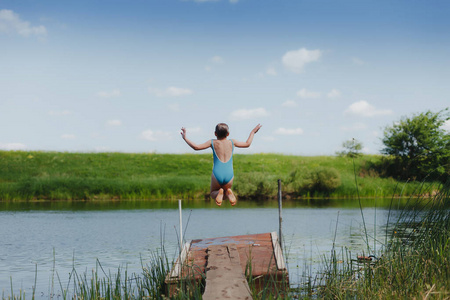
[165,232,288,299]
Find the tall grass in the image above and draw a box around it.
[313,180,450,299]
[0,151,434,201]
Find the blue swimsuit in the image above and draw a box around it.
[211,139,234,185]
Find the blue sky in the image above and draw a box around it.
[1,0,449,155]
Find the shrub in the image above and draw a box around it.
[290,167,341,196]
[234,172,277,199]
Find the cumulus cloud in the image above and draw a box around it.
[275,128,304,135]
[345,100,393,117]
[140,130,172,142]
[185,127,202,134]
[261,136,275,142]
[282,100,297,107]
[282,48,322,73]
[340,122,367,131]
[297,88,321,99]
[266,67,277,76]
[230,108,269,120]
[0,9,47,37]
[97,89,121,98]
[168,103,180,111]
[149,86,193,97]
[61,134,75,139]
[327,89,341,99]
[210,55,224,64]
[106,120,122,126]
[352,57,365,65]
[48,110,72,116]
[0,142,26,150]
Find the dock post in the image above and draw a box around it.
[178,199,183,254]
[277,179,283,251]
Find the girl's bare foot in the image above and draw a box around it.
[226,189,237,206]
[215,188,224,206]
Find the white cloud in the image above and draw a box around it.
[168,103,180,111]
[140,130,172,142]
[210,55,224,64]
[61,134,75,139]
[149,86,193,97]
[340,123,367,131]
[230,108,269,120]
[443,120,450,131]
[261,136,275,142]
[106,120,122,126]
[0,9,47,37]
[327,89,341,99]
[48,110,72,116]
[97,89,121,98]
[275,128,304,135]
[282,100,297,107]
[266,67,277,76]
[345,100,393,117]
[0,142,26,150]
[94,146,110,152]
[297,88,321,99]
[282,48,322,73]
[352,57,365,65]
[185,127,202,134]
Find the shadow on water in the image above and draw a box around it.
[0,197,417,211]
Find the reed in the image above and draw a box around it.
[312,180,450,299]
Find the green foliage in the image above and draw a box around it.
[233,172,278,199]
[336,139,363,158]
[381,109,450,181]
[289,166,341,196]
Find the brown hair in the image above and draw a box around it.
[215,123,229,139]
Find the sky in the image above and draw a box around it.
[1,0,449,155]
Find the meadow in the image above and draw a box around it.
[0,150,431,201]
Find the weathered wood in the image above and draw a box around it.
[202,244,253,300]
[271,232,286,270]
[170,241,191,278]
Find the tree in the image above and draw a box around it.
[381,109,450,180]
[336,139,363,158]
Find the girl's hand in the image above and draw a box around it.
[180,127,187,139]
[252,124,262,134]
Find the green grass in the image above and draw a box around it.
[0,150,438,201]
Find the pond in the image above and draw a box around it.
[0,198,404,296]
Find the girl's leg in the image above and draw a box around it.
[222,178,236,206]
[210,174,223,206]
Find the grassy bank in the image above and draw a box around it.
[0,150,433,201]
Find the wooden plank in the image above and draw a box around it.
[170,241,191,278]
[271,232,286,270]
[202,244,253,300]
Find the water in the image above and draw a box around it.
[0,199,403,296]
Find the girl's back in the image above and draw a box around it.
[212,139,233,162]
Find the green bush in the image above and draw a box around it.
[289,166,341,196]
[234,172,277,199]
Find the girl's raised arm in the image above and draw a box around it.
[233,124,262,148]
[181,127,211,151]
